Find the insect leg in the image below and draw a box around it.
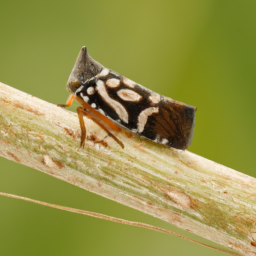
[77,107,124,149]
[57,94,75,108]
[77,107,87,148]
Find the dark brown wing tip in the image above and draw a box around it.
[184,106,196,149]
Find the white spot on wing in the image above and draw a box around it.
[75,85,84,96]
[161,138,169,145]
[98,109,105,115]
[106,78,120,88]
[99,69,109,77]
[123,77,136,88]
[149,93,160,104]
[87,87,95,95]
[96,80,129,123]
[137,107,159,133]
[117,89,142,102]
[81,93,89,102]
[91,103,96,108]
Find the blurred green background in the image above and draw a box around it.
[0,1,255,255]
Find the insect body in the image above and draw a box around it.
[59,46,196,150]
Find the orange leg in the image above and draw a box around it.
[77,107,124,149]
[57,94,75,108]
[58,95,124,149]
[77,107,87,148]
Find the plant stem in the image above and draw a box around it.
[0,82,255,256]
[0,192,239,256]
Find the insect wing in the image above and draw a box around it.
[76,70,195,150]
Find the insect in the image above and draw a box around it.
[59,46,196,150]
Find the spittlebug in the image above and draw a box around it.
[59,46,196,150]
